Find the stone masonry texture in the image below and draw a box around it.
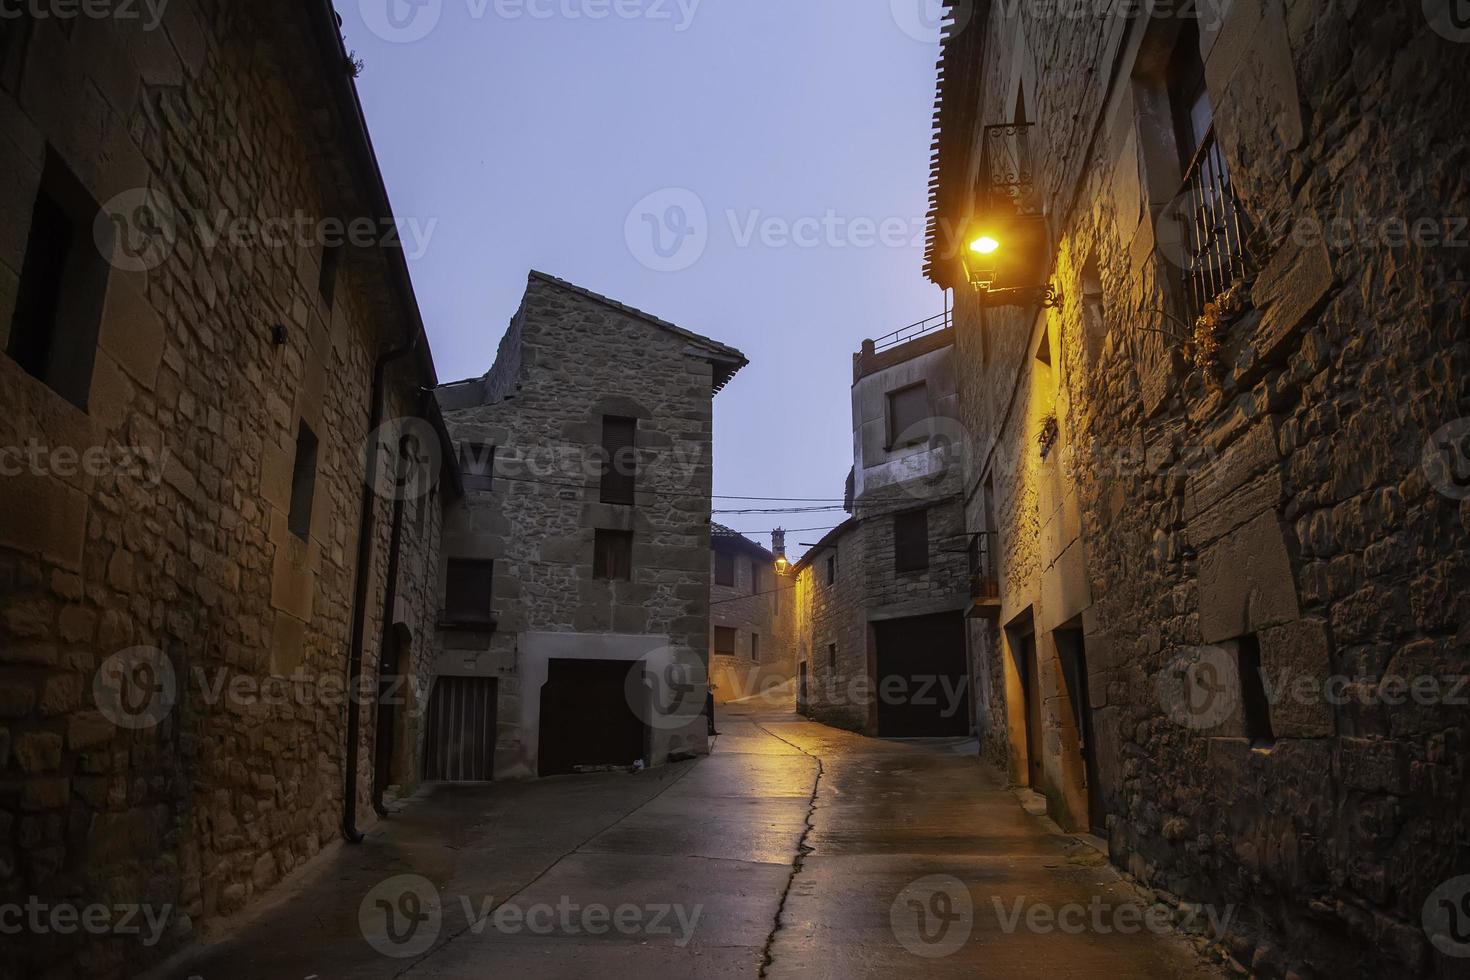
[0,3,447,976]
[928,2,1470,977]
[435,272,745,777]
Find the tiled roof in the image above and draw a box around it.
[711,522,773,559]
[923,2,990,290]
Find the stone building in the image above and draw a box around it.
[0,1,459,975]
[708,523,794,704]
[434,271,746,779]
[791,320,973,736]
[923,1,1469,976]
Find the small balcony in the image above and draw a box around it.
[967,530,1000,618]
[1170,125,1255,321]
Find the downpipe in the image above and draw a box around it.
[342,338,418,843]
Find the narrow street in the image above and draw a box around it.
[168,706,1223,979]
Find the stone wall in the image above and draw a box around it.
[934,1,1470,976]
[708,537,795,704]
[435,272,742,777]
[0,3,447,974]
[791,521,868,731]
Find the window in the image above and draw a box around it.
[751,633,760,662]
[319,243,342,308]
[894,509,929,573]
[887,383,930,449]
[458,441,495,491]
[828,643,837,671]
[600,416,637,505]
[1080,256,1106,365]
[1166,21,1212,170]
[713,626,737,657]
[750,558,761,595]
[594,529,633,581]
[826,553,837,586]
[1236,634,1275,749]
[444,559,495,625]
[714,551,735,587]
[8,149,109,410]
[288,422,319,540]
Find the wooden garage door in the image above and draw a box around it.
[423,676,497,781]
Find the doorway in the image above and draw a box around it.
[1013,625,1044,789]
[423,675,498,782]
[537,659,649,776]
[873,612,970,737]
[373,624,412,803]
[1056,627,1107,836]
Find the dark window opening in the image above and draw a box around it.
[288,422,319,540]
[825,553,837,586]
[894,508,930,574]
[444,559,495,625]
[828,643,837,671]
[714,551,735,587]
[594,529,633,581]
[887,383,930,449]
[600,415,637,505]
[751,633,760,662]
[713,626,737,657]
[1166,21,1212,171]
[8,149,109,410]
[1237,634,1275,749]
[319,243,342,309]
[459,441,495,491]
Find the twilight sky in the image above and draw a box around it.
[337,0,947,548]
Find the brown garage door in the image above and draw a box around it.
[423,676,497,781]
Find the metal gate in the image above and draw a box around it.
[423,676,497,781]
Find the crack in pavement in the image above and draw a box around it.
[753,721,824,979]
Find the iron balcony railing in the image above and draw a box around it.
[983,122,1038,214]
[1174,126,1255,321]
[968,531,999,601]
[872,309,953,353]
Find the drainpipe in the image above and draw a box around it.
[343,338,418,843]
[370,433,412,817]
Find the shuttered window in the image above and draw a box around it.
[894,508,929,573]
[594,529,633,581]
[444,559,495,624]
[600,416,637,505]
[887,383,930,448]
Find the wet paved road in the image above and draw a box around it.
[165,705,1224,979]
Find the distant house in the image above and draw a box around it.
[790,321,974,737]
[434,271,747,778]
[708,523,794,704]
